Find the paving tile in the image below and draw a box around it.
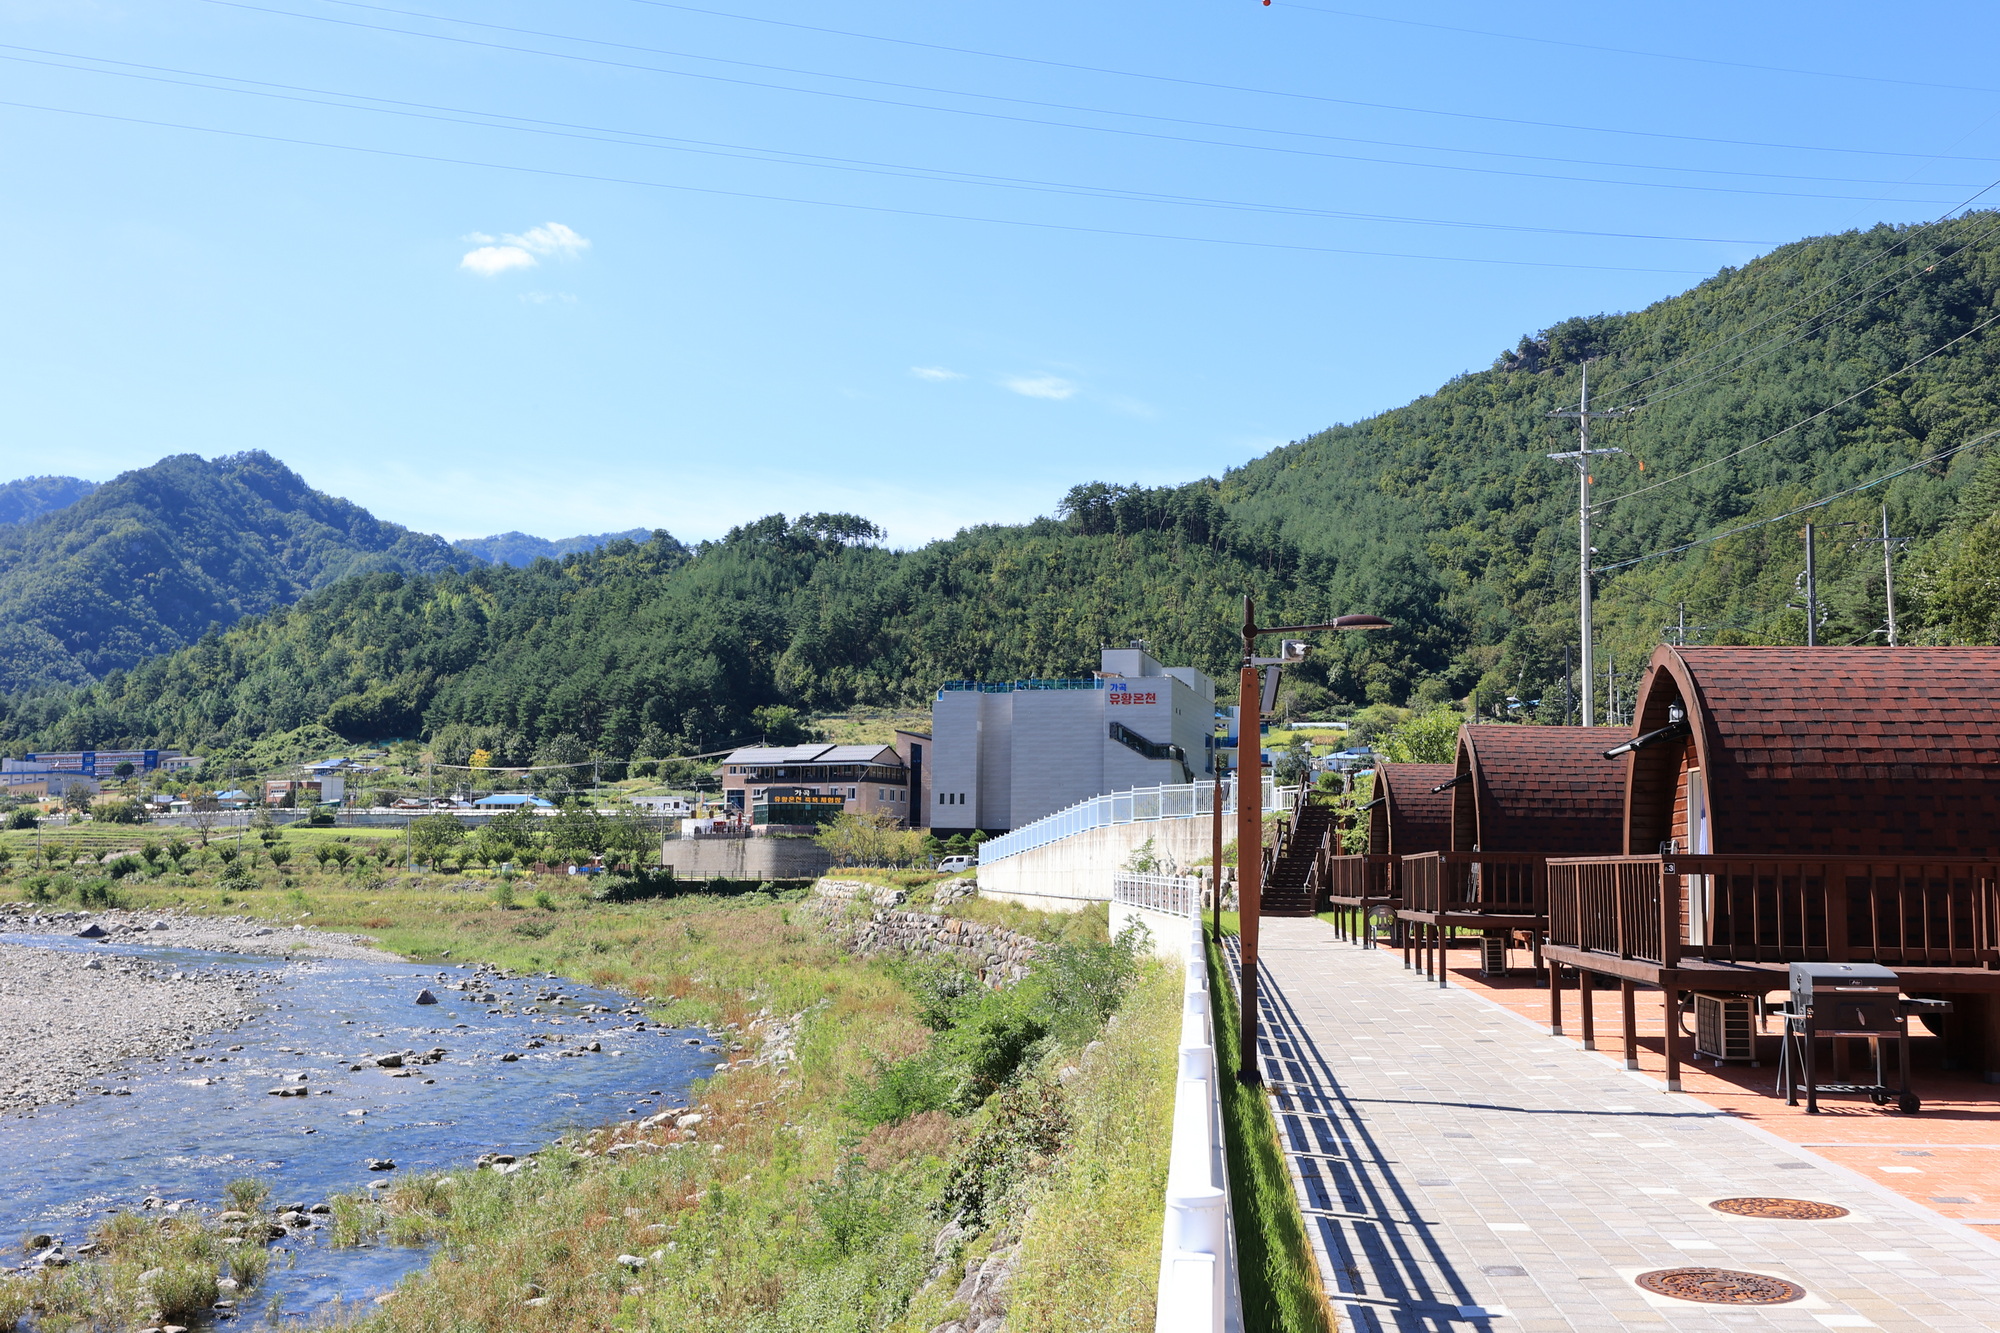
[1232,920,2000,1333]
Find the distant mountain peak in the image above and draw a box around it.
[0,475,98,526]
[452,528,662,567]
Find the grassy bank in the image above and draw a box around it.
[1,860,1183,1331]
[1205,923,1332,1333]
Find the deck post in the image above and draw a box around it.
[1438,923,1449,989]
[1663,987,1682,1091]
[1620,980,1639,1069]
[1549,962,1564,1036]
[1579,969,1596,1050]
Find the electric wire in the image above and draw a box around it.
[0,47,1786,245]
[0,97,1714,274]
[187,0,1971,206]
[1595,308,2000,507]
[614,0,2000,164]
[1289,4,2000,99]
[1606,185,2000,409]
[1593,425,2000,574]
[1613,207,2000,413]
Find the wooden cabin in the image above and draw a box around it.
[1543,646,2000,1089]
[1400,724,1628,982]
[1320,762,1453,943]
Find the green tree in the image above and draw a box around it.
[1375,708,1464,764]
[406,813,467,866]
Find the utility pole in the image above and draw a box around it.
[1210,758,1225,940]
[1678,602,1687,646]
[1563,644,1573,725]
[1882,505,1898,646]
[1804,524,1818,647]
[1547,362,1630,726]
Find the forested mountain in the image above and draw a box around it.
[0,452,472,693]
[452,528,656,567]
[9,214,2000,754]
[0,475,98,526]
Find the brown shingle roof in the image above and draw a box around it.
[1456,725,1628,855]
[1370,763,1455,855]
[1632,646,2000,856]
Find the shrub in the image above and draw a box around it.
[23,874,56,903]
[142,1261,219,1320]
[105,855,143,880]
[533,889,557,911]
[0,1277,26,1332]
[95,799,145,825]
[490,881,517,910]
[4,809,37,830]
[227,1243,270,1287]
[224,1177,271,1211]
[591,868,680,903]
[75,878,123,908]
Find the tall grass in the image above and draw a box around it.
[1205,928,1334,1333]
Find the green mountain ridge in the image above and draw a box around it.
[0,452,475,693]
[10,216,2000,756]
[452,529,659,568]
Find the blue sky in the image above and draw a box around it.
[3,0,1996,545]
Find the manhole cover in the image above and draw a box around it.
[1635,1268,1806,1305]
[1707,1197,1850,1221]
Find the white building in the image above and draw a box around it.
[930,644,1217,835]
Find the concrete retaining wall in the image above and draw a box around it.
[977,817,1218,913]
[661,837,831,881]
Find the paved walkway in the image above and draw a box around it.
[1243,918,2000,1333]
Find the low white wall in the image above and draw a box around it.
[979,818,1218,912]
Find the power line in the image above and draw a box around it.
[1611,214,2000,412]
[9,38,1956,197]
[617,0,2000,164]
[1598,307,2000,506]
[191,0,1971,207]
[1289,4,2000,98]
[1593,425,2000,574]
[0,47,1786,246]
[0,98,1712,275]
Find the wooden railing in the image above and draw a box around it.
[1547,854,2000,968]
[1398,852,1547,916]
[1320,853,1397,903]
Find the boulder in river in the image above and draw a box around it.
[373,1053,404,1069]
[413,989,439,1006]
[76,923,108,939]
[366,1158,396,1171]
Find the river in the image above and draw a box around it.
[0,930,716,1325]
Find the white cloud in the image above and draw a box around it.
[908,366,965,382]
[1002,374,1077,401]
[461,245,537,277]
[459,222,589,276]
[506,222,590,258]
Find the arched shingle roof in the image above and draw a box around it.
[1626,646,2000,856]
[1453,725,1629,855]
[1367,763,1455,855]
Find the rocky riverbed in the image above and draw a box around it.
[0,907,396,1117]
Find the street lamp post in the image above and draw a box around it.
[1234,596,1392,1084]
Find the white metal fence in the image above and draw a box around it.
[1157,918,1242,1333]
[1113,872,1208,918]
[978,778,1294,866]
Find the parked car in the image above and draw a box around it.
[936,854,976,873]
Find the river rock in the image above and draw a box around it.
[76,923,108,939]
[414,989,439,1006]
[366,1158,396,1171]
[374,1053,404,1068]
[616,1254,646,1270]
[84,958,103,970]
[675,1113,704,1130]
[150,920,171,931]
[23,1232,52,1252]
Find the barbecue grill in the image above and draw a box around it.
[1777,963,1950,1114]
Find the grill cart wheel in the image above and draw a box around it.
[1898,1092,1921,1115]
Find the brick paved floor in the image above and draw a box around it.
[1388,931,2000,1235]
[1239,918,2000,1333]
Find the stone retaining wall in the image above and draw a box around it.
[807,880,1041,986]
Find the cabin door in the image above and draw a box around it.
[1684,768,1711,946]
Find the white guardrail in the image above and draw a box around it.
[1113,872,1208,918]
[1157,916,1241,1333]
[978,779,1295,866]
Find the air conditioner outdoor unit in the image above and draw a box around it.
[1693,993,1758,1066]
[1479,934,1508,977]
